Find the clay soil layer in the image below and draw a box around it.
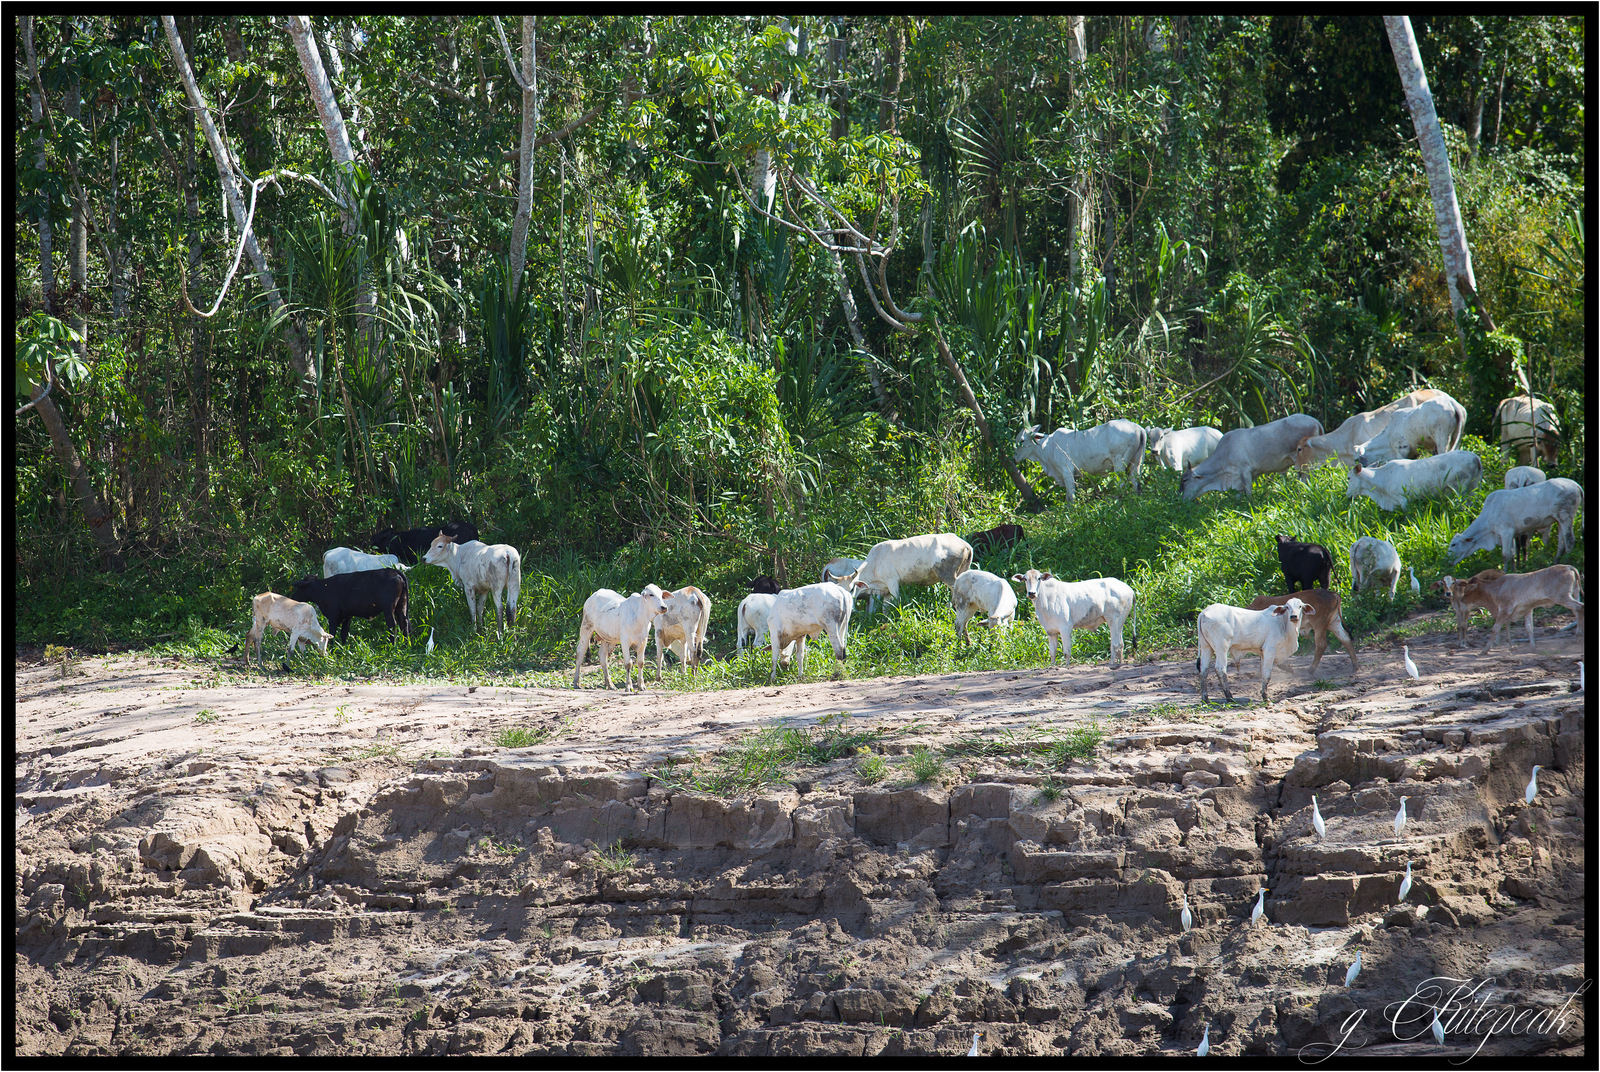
[14,621,1587,1057]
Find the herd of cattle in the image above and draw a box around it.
[243,388,1581,701]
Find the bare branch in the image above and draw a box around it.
[15,359,54,418]
[176,173,278,318]
[491,16,532,93]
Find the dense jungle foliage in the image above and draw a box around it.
[12,16,1588,671]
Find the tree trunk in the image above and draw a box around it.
[1066,17,1093,281]
[508,16,538,299]
[879,20,906,134]
[162,17,315,393]
[287,17,358,216]
[934,331,1041,510]
[1384,16,1479,354]
[30,385,125,572]
[65,69,89,363]
[23,18,55,312]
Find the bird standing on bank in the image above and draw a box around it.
[1181,892,1193,934]
[426,626,435,655]
[1197,1024,1210,1057]
[1409,565,1421,596]
[1431,1008,1445,1046]
[967,1032,980,1057]
[1403,645,1420,680]
[1525,765,1542,806]
[1312,795,1327,839]
[1398,861,1412,902]
[1252,887,1267,924]
[1579,662,1585,692]
[1345,950,1362,987]
[1394,795,1410,837]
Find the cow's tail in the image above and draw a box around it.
[1129,591,1140,653]
[397,583,411,638]
[1449,400,1466,453]
[506,552,522,625]
[1131,424,1147,490]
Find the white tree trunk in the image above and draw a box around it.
[163,16,314,391]
[1067,17,1093,281]
[509,17,539,299]
[1384,16,1477,344]
[288,16,358,212]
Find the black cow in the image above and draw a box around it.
[289,569,410,641]
[748,576,782,595]
[372,520,479,564]
[966,524,1025,558]
[1276,534,1333,592]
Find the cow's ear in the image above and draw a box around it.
[1041,571,1054,580]
[1011,574,1025,583]
[1272,605,1289,616]
[1302,605,1316,616]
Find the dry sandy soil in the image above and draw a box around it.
[13,613,1588,1057]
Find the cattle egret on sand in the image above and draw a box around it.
[1398,861,1412,902]
[1431,1009,1445,1046]
[1409,566,1420,596]
[1198,1024,1210,1057]
[1181,892,1193,934]
[1403,645,1419,680]
[1345,950,1362,988]
[1394,796,1409,837]
[1252,888,1267,924]
[1525,765,1541,806]
[1312,795,1326,839]
[968,1032,980,1057]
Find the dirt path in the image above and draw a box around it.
[14,618,1587,1057]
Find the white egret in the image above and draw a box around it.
[1398,861,1412,902]
[967,1032,980,1057]
[1525,765,1541,806]
[426,626,435,655]
[1312,795,1327,839]
[1431,1008,1445,1046]
[1181,892,1193,934]
[1345,950,1362,987]
[1579,662,1585,692]
[1409,565,1420,596]
[1198,1024,1210,1057]
[1394,796,1410,837]
[1252,887,1267,925]
[1403,645,1420,680]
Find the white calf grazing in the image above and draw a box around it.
[322,546,406,578]
[1447,565,1584,651]
[1349,536,1402,599]
[573,584,672,690]
[1011,568,1137,668]
[424,534,522,634]
[1345,450,1482,511]
[245,592,333,667]
[1293,388,1449,467]
[851,534,972,609]
[950,569,1018,643]
[1181,415,1324,500]
[1447,478,1584,568]
[1148,426,1223,472]
[1495,395,1559,467]
[766,576,867,684]
[1352,395,1467,465]
[653,585,712,681]
[1197,598,1314,702]
[1505,465,1547,490]
[1014,420,1147,501]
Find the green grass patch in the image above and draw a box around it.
[653,712,897,797]
[493,722,564,749]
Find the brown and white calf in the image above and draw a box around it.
[245,592,334,667]
[1196,598,1315,702]
[1445,565,1584,651]
[1247,588,1358,675]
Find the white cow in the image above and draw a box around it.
[1294,388,1450,467]
[1495,396,1559,467]
[1352,395,1467,465]
[1349,536,1403,599]
[1447,478,1584,568]
[949,568,1018,644]
[766,576,868,684]
[1180,414,1324,501]
[322,546,406,578]
[851,534,973,609]
[1345,450,1483,511]
[1011,568,1136,668]
[653,585,712,682]
[424,534,522,635]
[1196,598,1315,702]
[573,584,673,690]
[245,592,334,667]
[1504,465,1547,490]
[1146,426,1223,472]
[1013,419,1147,502]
